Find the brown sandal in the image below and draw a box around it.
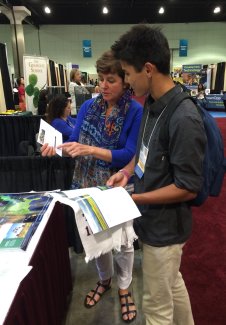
[84,279,111,308]
[118,291,137,323]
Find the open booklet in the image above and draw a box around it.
[51,186,141,235]
[51,186,141,262]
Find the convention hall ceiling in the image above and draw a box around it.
[0,0,226,27]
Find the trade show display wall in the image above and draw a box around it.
[0,43,14,111]
[211,62,226,92]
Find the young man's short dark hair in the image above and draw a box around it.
[111,24,170,74]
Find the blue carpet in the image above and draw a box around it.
[209,111,226,118]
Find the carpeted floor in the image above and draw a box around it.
[181,118,226,325]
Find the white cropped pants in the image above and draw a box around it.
[95,245,134,290]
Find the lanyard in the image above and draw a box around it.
[135,105,168,179]
[141,105,168,148]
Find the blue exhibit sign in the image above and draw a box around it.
[83,40,92,58]
[182,64,202,73]
[205,94,224,110]
[179,39,188,57]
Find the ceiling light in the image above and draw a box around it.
[159,7,165,14]
[102,6,109,14]
[44,6,51,14]
[213,6,221,14]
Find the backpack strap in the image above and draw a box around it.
[159,90,191,150]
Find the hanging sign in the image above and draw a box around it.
[179,39,188,57]
[83,40,92,58]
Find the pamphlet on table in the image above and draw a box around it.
[0,192,53,250]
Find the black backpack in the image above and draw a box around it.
[159,90,226,206]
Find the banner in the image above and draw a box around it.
[179,39,188,57]
[182,64,202,73]
[83,40,92,58]
[23,56,48,113]
[205,94,224,110]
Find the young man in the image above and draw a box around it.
[107,25,207,325]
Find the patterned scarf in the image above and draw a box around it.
[71,89,132,189]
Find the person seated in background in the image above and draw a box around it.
[197,83,205,99]
[37,89,49,115]
[17,77,26,111]
[46,94,76,142]
[41,50,143,322]
[69,68,89,115]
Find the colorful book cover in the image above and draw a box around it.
[0,193,52,250]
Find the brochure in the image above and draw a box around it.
[37,119,63,156]
[51,186,141,235]
[50,186,141,261]
[0,192,53,250]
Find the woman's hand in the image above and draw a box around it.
[40,143,56,156]
[106,171,128,188]
[59,142,93,157]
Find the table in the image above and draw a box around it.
[0,111,33,116]
[3,202,72,325]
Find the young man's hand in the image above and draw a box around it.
[106,171,129,188]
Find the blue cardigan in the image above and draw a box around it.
[51,116,76,142]
[68,98,143,168]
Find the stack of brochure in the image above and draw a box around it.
[0,192,52,250]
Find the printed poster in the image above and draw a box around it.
[0,193,52,250]
[23,56,48,113]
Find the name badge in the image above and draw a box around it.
[135,143,149,179]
